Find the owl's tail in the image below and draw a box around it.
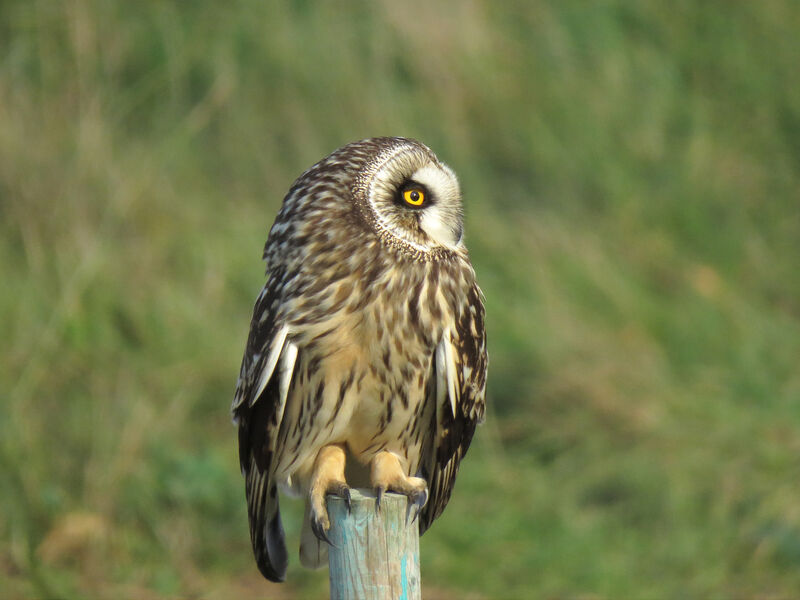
[299,500,329,569]
[245,468,288,582]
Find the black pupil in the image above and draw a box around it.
[409,191,420,202]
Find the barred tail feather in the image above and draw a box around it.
[246,468,288,582]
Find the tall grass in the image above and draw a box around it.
[1,2,799,598]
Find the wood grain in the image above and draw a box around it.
[327,489,421,600]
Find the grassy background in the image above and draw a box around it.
[2,1,800,598]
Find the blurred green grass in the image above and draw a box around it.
[2,1,799,598]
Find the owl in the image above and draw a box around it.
[232,137,487,582]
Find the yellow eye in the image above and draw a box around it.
[403,188,425,206]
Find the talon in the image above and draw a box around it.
[375,486,386,514]
[311,516,335,547]
[405,488,428,526]
[410,501,423,526]
[417,488,428,509]
[327,480,352,515]
[343,487,352,514]
[370,452,429,525]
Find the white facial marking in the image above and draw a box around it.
[367,147,431,253]
[364,143,464,253]
[411,163,463,249]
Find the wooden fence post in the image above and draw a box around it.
[327,489,421,600]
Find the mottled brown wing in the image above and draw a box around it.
[232,270,297,582]
[419,283,487,534]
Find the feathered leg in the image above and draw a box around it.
[370,451,428,523]
[307,443,351,544]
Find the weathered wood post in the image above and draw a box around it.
[327,489,421,600]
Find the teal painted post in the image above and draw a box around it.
[327,489,421,600]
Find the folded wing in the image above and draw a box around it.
[419,283,487,534]
[232,278,297,582]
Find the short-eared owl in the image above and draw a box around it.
[232,137,487,582]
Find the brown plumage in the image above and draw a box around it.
[232,137,487,582]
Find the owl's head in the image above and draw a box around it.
[350,137,464,259]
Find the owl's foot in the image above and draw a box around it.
[370,451,429,525]
[308,444,349,546]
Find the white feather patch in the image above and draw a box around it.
[436,330,460,417]
[272,340,297,452]
[249,325,289,407]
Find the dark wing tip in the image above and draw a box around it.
[245,457,288,583]
[252,496,289,582]
[256,555,286,583]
